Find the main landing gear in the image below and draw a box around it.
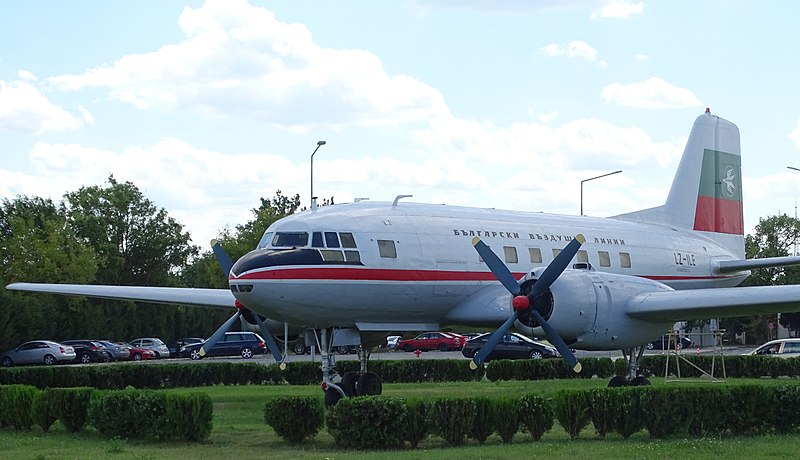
[608,346,651,387]
[315,328,383,406]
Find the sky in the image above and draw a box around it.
[2,0,800,249]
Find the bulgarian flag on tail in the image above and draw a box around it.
[693,149,743,235]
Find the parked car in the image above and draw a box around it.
[745,338,800,358]
[94,340,131,361]
[113,342,157,361]
[182,332,266,360]
[386,335,401,350]
[1,340,76,367]
[397,332,466,352]
[646,335,693,350]
[169,337,205,357]
[129,337,170,358]
[461,332,559,361]
[61,340,114,364]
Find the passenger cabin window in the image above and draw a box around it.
[552,248,561,258]
[503,246,518,264]
[312,232,324,248]
[620,252,631,268]
[598,251,611,267]
[344,250,361,262]
[577,250,588,263]
[529,248,542,264]
[325,232,340,248]
[272,232,309,247]
[258,232,274,249]
[378,240,397,258]
[340,232,357,248]
[320,250,345,262]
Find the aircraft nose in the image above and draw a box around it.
[230,248,324,278]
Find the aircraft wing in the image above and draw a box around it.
[626,284,800,322]
[5,282,235,309]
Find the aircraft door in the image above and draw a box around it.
[591,281,610,337]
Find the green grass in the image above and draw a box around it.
[3,378,800,459]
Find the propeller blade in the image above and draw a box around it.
[472,237,521,295]
[211,239,235,276]
[254,314,286,370]
[531,234,585,297]
[529,309,581,373]
[470,311,519,369]
[199,309,241,357]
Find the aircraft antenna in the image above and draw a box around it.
[392,195,413,207]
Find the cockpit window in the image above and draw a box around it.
[272,232,309,247]
[312,232,324,248]
[324,232,340,248]
[257,232,274,249]
[340,232,357,248]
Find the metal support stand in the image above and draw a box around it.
[664,330,726,383]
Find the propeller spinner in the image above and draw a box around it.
[469,235,585,373]
[199,240,286,369]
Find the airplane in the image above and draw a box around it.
[9,108,800,404]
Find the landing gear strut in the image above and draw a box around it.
[608,346,651,387]
[316,328,383,406]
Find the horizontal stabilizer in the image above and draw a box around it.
[626,284,800,323]
[6,283,235,309]
[715,256,800,274]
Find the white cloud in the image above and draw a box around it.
[634,53,649,61]
[591,0,644,19]
[535,110,560,123]
[790,116,800,150]
[601,77,702,109]
[540,40,608,67]
[46,0,449,129]
[0,80,83,135]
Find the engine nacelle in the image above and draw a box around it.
[513,268,675,350]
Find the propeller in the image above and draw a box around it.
[201,240,286,369]
[469,235,585,373]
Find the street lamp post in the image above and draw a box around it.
[580,170,622,216]
[788,166,800,255]
[310,140,326,208]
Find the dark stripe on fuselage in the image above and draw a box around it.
[230,248,363,277]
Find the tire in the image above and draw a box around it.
[241,347,253,359]
[645,342,654,350]
[189,350,202,360]
[337,345,349,355]
[403,344,413,352]
[43,354,56,366]
[132,353,143,361]
[340,372,359,397]
[1,356,13,367]
[438,342,448,351]
[529,350,543,359]
[630,376,651,386]
[293,343,307,355]
[608,375,627,387]
[80,353,92,364]
[357,372,382,396]
[324,388,343,407]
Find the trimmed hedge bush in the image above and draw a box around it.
[264,396,324,444]
[325,396,407,449]
[49,387,95,432]
[427,397,476,446]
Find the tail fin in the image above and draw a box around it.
[614,109,744,257]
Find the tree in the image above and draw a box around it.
[0,196,99,351]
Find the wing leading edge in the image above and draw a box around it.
[626,284,800,323]
[5,282,235,309]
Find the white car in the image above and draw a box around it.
[129,337,170,358]
[745,338,800,358]
[386,335,401,349]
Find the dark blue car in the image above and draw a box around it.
[182,332,266,360]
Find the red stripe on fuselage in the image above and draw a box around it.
[233,267,734,282]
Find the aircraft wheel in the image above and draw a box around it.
[324,388,343,407]
[608,375,628,387]
[630,376,651,386]
[357,372,382,396]
[340,372,359,397]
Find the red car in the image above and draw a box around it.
[397,332,466,352]
[114,342,157,361]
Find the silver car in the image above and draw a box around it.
[1,340,76,367]
[129,337,170,358]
